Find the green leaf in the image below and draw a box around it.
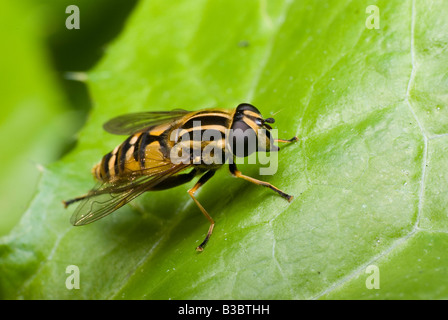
[1,0,448,299]
[0,1,81,236]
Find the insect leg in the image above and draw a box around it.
[188,170,216,252]
[275,136,299,143]
[150,168,198,190]
[229,162,293,202]
[63,194,89,208]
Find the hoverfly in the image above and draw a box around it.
[63,103,297,251]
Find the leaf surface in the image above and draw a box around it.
[1,0,448,299]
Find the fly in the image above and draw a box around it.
[63,103,298,251]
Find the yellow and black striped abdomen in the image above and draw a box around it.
[93,125,171,182]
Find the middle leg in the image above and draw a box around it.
[188,170,216,251]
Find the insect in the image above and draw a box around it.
[63,103,298,251]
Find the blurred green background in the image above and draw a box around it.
[0,0,138,235]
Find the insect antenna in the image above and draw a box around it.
[271,109,283,117]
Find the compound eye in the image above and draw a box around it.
[229,120,257,157]
[236,103,261,115]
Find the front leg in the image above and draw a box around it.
[229,162,293,202]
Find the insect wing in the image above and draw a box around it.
[103,110,190,135]
[70,163,190,226]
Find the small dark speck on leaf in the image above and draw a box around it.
[238,40,250,48]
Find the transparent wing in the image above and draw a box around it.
[69,163,191,226]
[103,109,190,135]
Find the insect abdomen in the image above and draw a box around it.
[92,132,137,181]
[93,127,170,182]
